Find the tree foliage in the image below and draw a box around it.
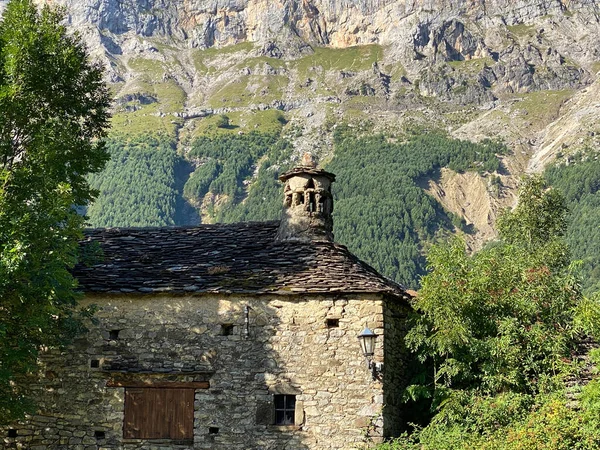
[382,176,600,449]
[327,127,505,287]
[0,0,110,421]
[87,134,184,227]
[546,154,600,293]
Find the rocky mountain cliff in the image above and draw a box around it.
[39,0,600,55]
[42,0,600,136]
[19,0,600,265]
[47,0,600,79]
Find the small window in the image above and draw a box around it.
[326,318,339,328]
[90,359,100,368]
[109,330,120,340]
[274,395,296,425]
[8,429,17,438]
[208,427,219,434]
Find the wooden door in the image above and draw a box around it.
[124,388,194,440]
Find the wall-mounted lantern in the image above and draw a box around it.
[357,326,383,379]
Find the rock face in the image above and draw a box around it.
[42,0,600,50]
[41,0,596,128]
[48,0,599,121]
[41,0,600,79]
[27,0,600,244]
[425,168,510,251]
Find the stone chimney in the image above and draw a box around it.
[275,154,336,242]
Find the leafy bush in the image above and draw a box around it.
[376,389,600,449]
[373,177,600,450]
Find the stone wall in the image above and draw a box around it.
[2,293,409,450]
[382,297,412,438]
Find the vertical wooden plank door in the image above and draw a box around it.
[168,388,194,440]
[124,388,194,440]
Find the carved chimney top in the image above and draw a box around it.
[276,156,336,242]
[278,153,335,184]
[301,152,317,168]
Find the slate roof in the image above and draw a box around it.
[74,221,408,299]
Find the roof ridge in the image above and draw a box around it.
[83,220,280,232]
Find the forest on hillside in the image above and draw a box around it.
[85,125,600,292]
[87,134,186,227]
[87,127,504,288]
[326,127,504,287]
[546,153,600,294]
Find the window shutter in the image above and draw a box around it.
[169,389,194,440]
[124,388,145,439]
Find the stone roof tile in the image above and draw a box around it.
[74,221,408,299]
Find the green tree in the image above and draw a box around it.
[388,176,600,449]
[0,0,110,421]
[408,176,575,397]
[215,114,230,129]
[496,175,569,267]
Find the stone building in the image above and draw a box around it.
[3,161,412,450]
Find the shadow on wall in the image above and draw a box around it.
[1,296,310,450]
[193,298,312,449]
[1,244,399,449]
[382,297,413,439]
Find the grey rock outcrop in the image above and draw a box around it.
[37,1,599,55]
[30,0,598,101]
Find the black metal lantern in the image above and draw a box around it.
[357,326,382,379]
[357,326,377,359]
